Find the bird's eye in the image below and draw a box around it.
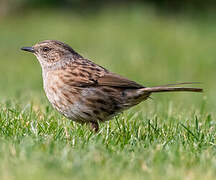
[42,47,50,52]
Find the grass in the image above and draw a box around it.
[0,6,215,180]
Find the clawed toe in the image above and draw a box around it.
[90,121,99,133]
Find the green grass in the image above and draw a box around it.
[0,7,215,180]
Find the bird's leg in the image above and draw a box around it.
[90,121,99,133]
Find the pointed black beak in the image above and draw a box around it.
[21,47,35,53]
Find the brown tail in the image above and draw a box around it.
[142,83,203,93]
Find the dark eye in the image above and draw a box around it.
[42,47,50,52]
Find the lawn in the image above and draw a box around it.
[0,7,215,180]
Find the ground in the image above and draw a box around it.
[0,7,215,180]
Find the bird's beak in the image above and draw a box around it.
[21,47,35,53]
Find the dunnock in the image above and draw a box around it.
[21,40,203,132]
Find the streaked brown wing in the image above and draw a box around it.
[64,59,144,89]
[97,73,144,89]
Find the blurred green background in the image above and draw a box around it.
[0,0,215,108]
[0,1,215,180]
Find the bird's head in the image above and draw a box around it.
[21,40,82,69]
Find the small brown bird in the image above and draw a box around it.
[21,40,203,132]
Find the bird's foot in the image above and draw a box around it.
[90,121,99,133]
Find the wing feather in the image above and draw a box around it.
[63,59,144,89]
[97,73,144,88]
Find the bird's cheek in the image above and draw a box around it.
[49,52,61,62]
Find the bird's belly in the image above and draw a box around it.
[45,86,85,123]
[45,85,123,123]
[45,84,150,124]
